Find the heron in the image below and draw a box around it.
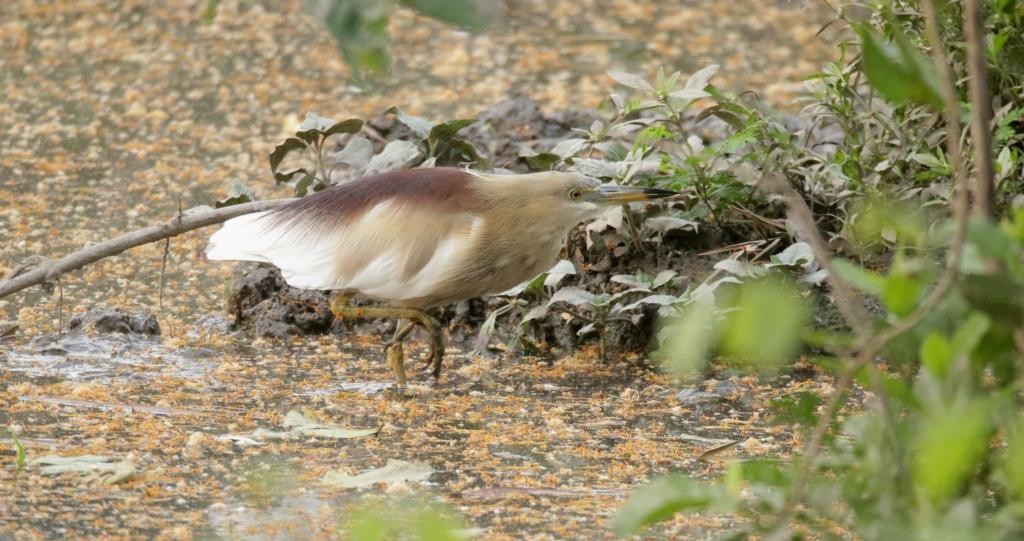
[206,167,677,385]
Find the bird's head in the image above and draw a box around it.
[505,171,679,225]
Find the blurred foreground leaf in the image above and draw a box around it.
[913,401,992,505]
[308,0,394,74]
[656,296,717,374]
[400,0,502,30]
[612,474,730,536]
[346,499,467,541]
[305,0,501,74]
[1001,421,1024,503]
[857,26,943,108]
[721,279,806,366]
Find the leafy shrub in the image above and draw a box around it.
[614,1,1024,539]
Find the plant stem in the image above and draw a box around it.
[964,0,995,218]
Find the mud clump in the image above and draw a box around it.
[68,308,160,336]
[227,262,334,339]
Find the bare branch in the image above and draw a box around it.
[964,0,995,218]
[0,199,293,300]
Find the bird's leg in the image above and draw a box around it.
[328,297,446,381]
[384,322,415,387]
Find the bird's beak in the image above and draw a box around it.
[591,184,680,204]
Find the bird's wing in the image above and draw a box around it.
[207,200,483,299]
[205,168,484,301]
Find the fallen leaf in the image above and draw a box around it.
[321,459,433,489]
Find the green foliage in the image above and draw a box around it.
[720,279,806,366]
[308,0,500,76]
[269,112,365,196]
[247,109,486,205]
[612,474,733,536]
[856,25,943,108]
[636,210,1024,537]
[616,1,1024,539]
[386,107,489,167]
[343,499,467,541]
[7,428,26,471]
[205,1,501,76]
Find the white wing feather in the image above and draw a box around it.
[205,202,483,302]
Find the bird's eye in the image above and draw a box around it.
[569,189,582,200]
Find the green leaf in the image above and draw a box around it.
[274,168,311,185]
[10,431,26,471]
[322,118,364,138]
[523,152,559,171]
[770,242,814,268]
[215,180,255,208]
[726,458,789,487]
[1001,421,1024,503]
[399,0,501,31]
[413,506,464,541]
[832,258,885,296]
[914,401,992,505]
[549,138,588,160]
[607,70,654,92]
[543,259,576,287]
[856,25,943,108]
[365,139,424,176]
[920,332,953,378]
[961,274,1024,327]
[683,64,720,92]
[656,296,717,375]
[428,118,477,143]
[298,111,337,132]
[668,88,710,100]
[438,138,486,167]
[387,106,433,139]
[612,474,727,536]
[695,103,749,131]
[968,218,1020,261]
[293,111,342,143]
[770,391,822,426]
[951,312,992,361]
[548,287,599,308]
[313,0,393,74]
[715,123,759,154]
[268,137,308,175]
[882,273,925,317]
[721,279,806,366]
[293,172,317,197]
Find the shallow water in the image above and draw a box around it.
[0,1,837,537]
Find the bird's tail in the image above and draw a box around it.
[205,211,277,263]
[206,210,341,290]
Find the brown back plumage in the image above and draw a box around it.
[268,167,479,236]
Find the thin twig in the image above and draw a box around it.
[0,198,294,300]
[158,238,170,314]
[56,278,63,337]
